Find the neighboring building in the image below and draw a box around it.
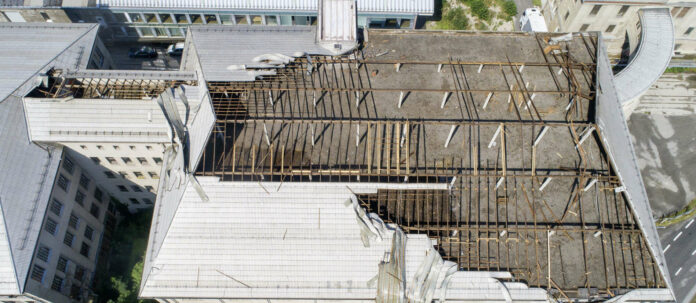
[0,0,434,41]
[539,0,694,57]
[0,23,116,303]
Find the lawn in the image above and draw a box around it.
[429,0,516,31]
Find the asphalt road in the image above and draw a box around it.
[660,219,696,303]
[512,0,533,31]
[107,42,181,70]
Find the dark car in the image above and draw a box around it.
[128,46,158,58]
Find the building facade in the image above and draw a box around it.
[540,0,695,57]
[0,0,434,41]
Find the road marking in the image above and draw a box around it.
[674,232,684,241]
[686,219,695,229]
[675,267,683,276]
[664,244,671,253]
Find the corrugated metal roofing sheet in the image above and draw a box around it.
[140,179,550,301]
[187,25,336,81]
[596,35,674,300]
[614,8,674,104]
[0,22,98,293]
[97,0,434,15]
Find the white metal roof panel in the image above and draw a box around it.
[0,22,97,294]
[23,98,174,143]
[96,0,434,15]
[0,203,19,295]
[140,179,550,301]
[595,35,674,299]
[614,8,674,104]
[187,26,335,81]
[0,23,98,103]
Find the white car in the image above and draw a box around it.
[167,42,185,56]
[519,8,548,32]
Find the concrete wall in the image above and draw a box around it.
[0,8,71,23]
[541,1,695,57]
[62,143,163,212]
[24,151,112,303]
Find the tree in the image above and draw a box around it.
[503,0,518,17]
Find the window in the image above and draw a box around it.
[106,157,117,164]
[119,171,128,178]
[44,218,58,235]
[685,27,694,35]
[75,191,85,206]
[94,188,103,202]
[579,24,590,31]
[37,245,51,262]
[153,157,163,164]
[135,157,148,165]
[131,186,142,192]
[96,145,104,150]
[121,157,133,165]
[174,13,188,24]
[251,15,263,24]
[636,20,641,30]
[40,12,51,21]
[118,185,129,192]
[143,198,153,205]
[220,14,234,24]
[74,266,85,282]
[589,5,601,16]
[149,172,159,179]
[129,145,136,150]
[145,186,154,192]
[84,225,94,241]
[617,5,629,17]
[204,14,218,24]
[80,242,91,258]
[235,15,248,24]
[62,157,74,174]
[190,14,203,24]
[168,27,184,37]
[51,275,64,292]
[31,265,45,282]
[161,13,174,23]
[57,256,68,273]
[154,27,168,37]
[90,157,100,164]
[105,171,115,179]
[79,174,90,189]
[63,231,74,247]
[90,204,100,219]
[80,145,87,150]
[50,199,63,216]
[146,145,153,150]
[605,24,615,33]
[68,213,80,229]
[143,13,157,23]
[564,11,569,20]
[675,43,682,50]
[134,171,144,179]
[57,174,70,191]
[128,12,143,23]
[266,15,278,25]
[129,198,140,205]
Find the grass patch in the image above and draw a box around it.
[502,0,517,17]
[94,210,154,303]
[656,197,696,227]
[664,67,696,73]
[465,0,491,21]
[439,6,470,30]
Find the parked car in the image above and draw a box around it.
[167,42,185,56]
[128,46,158,58]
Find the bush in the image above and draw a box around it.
[468,0,491,21]
[441,7,469,30]
[503,0,517,17]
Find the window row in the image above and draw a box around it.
[82,144,155,151]
[92,156,162,166]
[122,12,301,26]
[104,170,159,180]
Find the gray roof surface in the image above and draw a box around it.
[614,8,674,104]
[596,36,674,299]
[0,22,99,294]
[186,25,336,81]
